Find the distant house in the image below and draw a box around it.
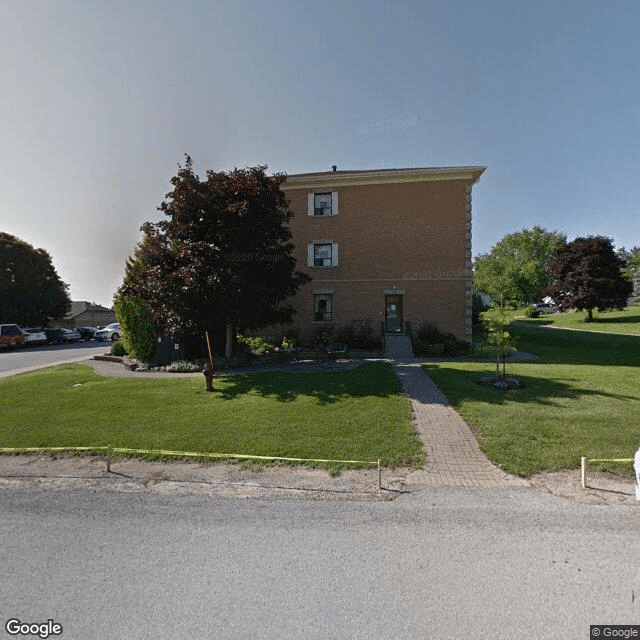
[473,291,493,308]
[61,301,116,328]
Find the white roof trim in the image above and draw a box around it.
[280,166,485,190]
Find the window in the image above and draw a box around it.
[308,243,339,267]
[314,193,332,216]
[1,324,21,336]
[308,191,339,216]
[314,244,332,266]
[314,294,332,322]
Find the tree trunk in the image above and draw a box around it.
[586,307,593,322]
[225,320,233,359]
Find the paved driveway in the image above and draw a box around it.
[0,341,108,378]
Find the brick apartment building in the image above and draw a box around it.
[279,166,485,346]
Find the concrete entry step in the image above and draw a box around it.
[384,333,414,357]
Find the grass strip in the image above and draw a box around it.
[0,362,423,470]
[514,304,640,335]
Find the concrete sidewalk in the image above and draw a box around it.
[393,360,529,488]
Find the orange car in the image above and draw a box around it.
[0,324,26,348]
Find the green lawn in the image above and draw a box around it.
[0,362,423,470]
[514,303,640,335]
[424,323,640,477]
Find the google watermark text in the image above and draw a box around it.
[5,619,63,639]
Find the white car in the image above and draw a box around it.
[20,327,47,346]
[95,322,120,341]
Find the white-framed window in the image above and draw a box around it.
[308,192,339,216]
[314,293,333,322]
[307,243,339,267]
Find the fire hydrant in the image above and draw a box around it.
[203,360,214,392]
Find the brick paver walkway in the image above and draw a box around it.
[393,360,528,488]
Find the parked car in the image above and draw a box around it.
[95,322,120,341]
[0,324,26,348]
[77,326,98,340]
[20,327,48,346]
[45,327,81,344]
[534,303,554,313]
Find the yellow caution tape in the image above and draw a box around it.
[0,446,379,466]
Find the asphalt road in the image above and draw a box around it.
[1,486,638,640]
[0,341,108,378]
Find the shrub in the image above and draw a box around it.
[524,306,540,318]
[444,334,470,355]
[280,337,298,350]
[415,321,445,345]
[412,322,445,355]
[111,340,126,356]
[312,326,334,348]
[113,294,157,363]
[472,294,487,328]
[412,322,470,356]
[236,335,271,355]
[237,335,298,355]
[334,322,381,349]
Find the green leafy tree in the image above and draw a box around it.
[118,156,311,357]
[0,232,71,325]
[546,236,633,321]
[473,227,566,304]
[480,305,517,378]
[618,246,640,299]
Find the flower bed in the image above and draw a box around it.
[475,375,524,391]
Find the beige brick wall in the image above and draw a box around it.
[273,170,481,345]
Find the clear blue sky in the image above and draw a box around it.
[2,0,638,307]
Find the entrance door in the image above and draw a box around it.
[385,295,403,332]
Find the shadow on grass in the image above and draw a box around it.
[517,315,640,327]
[586,314,640,325]
[422,365,640,407]
[210,362,403,404]
[516,318,554,326]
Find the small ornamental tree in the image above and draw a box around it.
[545,236,633,321]
[118,156,311,357]
[481,305,517,378]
